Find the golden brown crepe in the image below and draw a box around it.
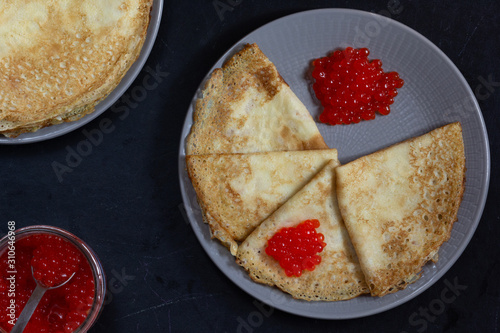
[187,149,338,255]
[0,0,152,137]
[335,122,465,296]
[185,43,328,155]
[237,160,369,301]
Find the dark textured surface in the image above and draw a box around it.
[1,1,498,332]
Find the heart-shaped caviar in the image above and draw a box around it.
[312,47,404,125]
[265,219,326,277]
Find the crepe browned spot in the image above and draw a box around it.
[335,122,466,296]
[0,0,152,137]
[187,149,338,255]
[236,160,369,301]
[185,43,328,155]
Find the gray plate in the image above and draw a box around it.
[0,0,164,145]
[178,8,490,319]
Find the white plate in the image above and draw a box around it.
[178,8,490,319]
[0,0,163,145]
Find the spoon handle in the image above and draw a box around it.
[11,284,47,333]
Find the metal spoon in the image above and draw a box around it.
[11,268,76,333]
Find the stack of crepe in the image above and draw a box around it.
[0,0,153,137]
[185,43,466,300]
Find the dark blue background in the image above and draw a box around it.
[1,1,498,332]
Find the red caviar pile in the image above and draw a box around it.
[312,47,404,125]
[265,219,326,277]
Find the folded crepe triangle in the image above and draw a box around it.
[187,149,338,255]
[237,160,369,301]
[335,122,465,296]
[185,43,328,155]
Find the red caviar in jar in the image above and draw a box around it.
[32,239,81,288]
[265,219,326,277]
[0,234,95,333]
[312,47,404,125]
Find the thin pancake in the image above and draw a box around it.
[187,149,338,255]
[335,122,465,296]
[185,43,328,155]
[237,160,369,301]
[0,0,152,137]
